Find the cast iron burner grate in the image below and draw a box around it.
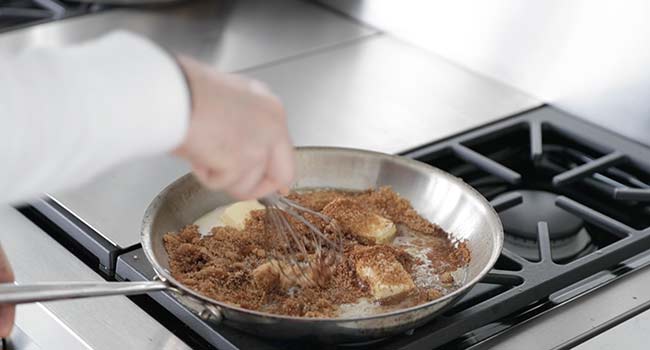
[115,106,650,350]
[0,0,103,32]
[397,106,650,349]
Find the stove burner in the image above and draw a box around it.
[498,190,581,239]
[0,0,103,32]
[496,190,595,262]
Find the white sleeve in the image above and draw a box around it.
[0,31,190,204]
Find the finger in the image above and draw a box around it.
[0,244,15,337]
[247,79,274,99]
[192,163,211,183]
[245,178,281,199]
[192,164,222,190]
[192,163,237,190]
[0,244,14,283]
[226,158,268,200]
[246,151,292,198]
[277,185,291,196]
[0,304,14,337]
[267,142,295,190]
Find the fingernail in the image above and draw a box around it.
[247,80,272,97]
[278,186,291,196]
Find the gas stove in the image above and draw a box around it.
[0,0,103,32]
[24,106,650,349]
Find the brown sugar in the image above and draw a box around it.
[356,187,448,236]
[321,198,396,244]
[163,187,471,317]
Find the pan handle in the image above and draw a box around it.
[0,281,168,304]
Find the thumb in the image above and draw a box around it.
[0,243,15,337]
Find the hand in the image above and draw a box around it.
[0,244,14,338]
[173,56,294,200]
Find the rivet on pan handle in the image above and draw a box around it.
[199,304,223,323]
[152,275,183,295]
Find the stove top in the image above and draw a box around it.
[28,106,650,349]
[0,0,103,32]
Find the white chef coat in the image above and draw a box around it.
[0,31,190,204]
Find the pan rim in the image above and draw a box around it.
[141,146,504,323]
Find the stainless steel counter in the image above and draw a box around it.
[574,306,650,350]
[0,0,375,72]
[318,0,650,148]
[245,35,537,152]
[0,206,189,349]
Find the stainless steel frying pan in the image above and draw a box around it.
[0,147,503,343]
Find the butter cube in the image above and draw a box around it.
[354,246,416,303]
[322,198,397,244]
[220,200,264,230]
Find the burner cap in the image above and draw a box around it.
[495,190,583,240]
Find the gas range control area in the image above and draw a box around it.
[22,106,650,349]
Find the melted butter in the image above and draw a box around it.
[193,206,228,236]
[338,298,382,318]
[392,225,468,294]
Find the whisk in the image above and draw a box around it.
[258,193,344,287]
